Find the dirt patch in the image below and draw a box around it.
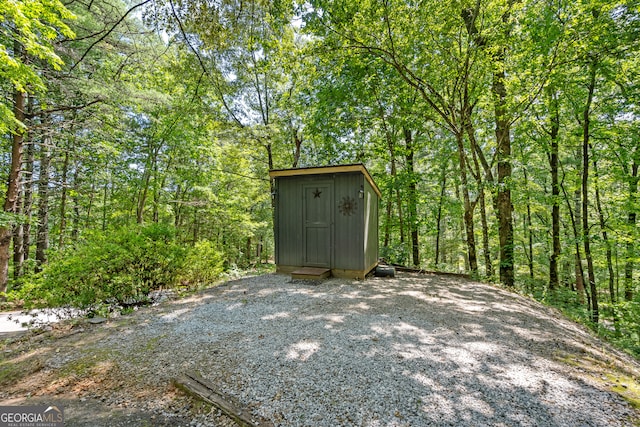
[1,307,236,426]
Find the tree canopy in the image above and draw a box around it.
[1,0,640,353]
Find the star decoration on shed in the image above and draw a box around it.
[313,188,322,198]
[338,196,357,216]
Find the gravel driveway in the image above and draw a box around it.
[1,273,639,426]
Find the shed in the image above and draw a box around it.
[269,164,381,279]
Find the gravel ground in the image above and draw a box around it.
[1,272,639,426]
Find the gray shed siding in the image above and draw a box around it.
[333,172,364,270]
[270,165,380,278]
[274,177,303,267]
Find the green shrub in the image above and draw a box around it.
[19,224,186,311]
[178,240,225,288]
[599,301,640,357]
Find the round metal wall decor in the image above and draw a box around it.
[338,196,357,216]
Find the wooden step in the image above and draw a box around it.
[291,267,331,280]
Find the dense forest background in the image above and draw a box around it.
[1,0,640,353]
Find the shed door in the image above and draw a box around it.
[303,182,333,268]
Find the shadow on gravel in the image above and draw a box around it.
[1,273,638,427]
[155,272,638,426]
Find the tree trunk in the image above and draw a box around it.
[383,196,393,250]
[192,207,199,243]
[137,142,164,225]
[12,192,23,280]
[523,169,534,280]
[86,180,95,229]
[71,161,80,241]
[581,58,598,323]
[547,87,561,291]
[23,125,35,263]
[465,115,492,278]
[292,128,302,168]
[101,178,108,232]
[494,65,514,287]
[379,104,397,251]
[17,95,35,276]
[454,132,478,274]
[0,88,26,293]
[267,141,276,244]
[137,158,153,224]
[174,185,183,228]
[479,186,492,278]
[396,188,405,246]
[153,161,162,224]
[266,142,274,189]
[36,127,52,272]
[12,101,32,279]
[624,159,638,301]
[435,159,448,266]
[404,128,420,267]
[561,181,587,305]
[593,156,615,303]
[256,237,263,262]
[59,151,70,249]
[464,0,515,286]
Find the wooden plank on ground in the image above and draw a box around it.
[173,372,273,427]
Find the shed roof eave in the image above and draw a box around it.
[268,163,382,198]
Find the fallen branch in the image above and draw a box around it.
[173,372,273,427]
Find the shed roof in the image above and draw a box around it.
[269,164,382,198]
